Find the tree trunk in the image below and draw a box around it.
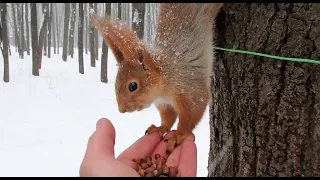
[100,3,111,83]
[94,3,98,60]
[19,3,25,59]
[30,3,39,76]
[62,3,70,61]
[1,3,10,82]
[118,3,121,20]
[69,3,76,58]
[54,3,60,54]
[78,3,84,74]
[11,3,20,55]
[52,3,56,55]
[84,3,88,54]
[47,3,53,58]
[25,3,30,55]
[89,3,95,67]
[132,3,145,40]
[38,3,49,69]
[208,3,320,177]
[42,3,47,57]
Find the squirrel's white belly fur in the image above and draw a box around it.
[153,97,173,106]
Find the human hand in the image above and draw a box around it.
[79,118,197,177]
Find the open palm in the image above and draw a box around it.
[79,118,197,177]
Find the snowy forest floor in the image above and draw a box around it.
[0,47,210,177]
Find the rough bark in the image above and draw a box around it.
[208,3,320,177]
[69,3,76,58]
[1,3,9,82]
[132,3,145,40]
[25,3,30,55]
[30,3,39,76]
[89,3,95,67]
[62,3,70,61]
[47,3,53,58]
[100,3,111,83]
[78,3,84,74]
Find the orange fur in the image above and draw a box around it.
[90,3,223,155]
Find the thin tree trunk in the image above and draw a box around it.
[94,3,98,60]
[89,3,95,67]
[69,3,76,58]
[30,3,39,76]
[38,3,49,69]
[52,3,56,55]
[1,3,10,82]
[132,3,145,40]
[54,3,60,54]
[25,3,30,55]
[19,3,25,59]
[11,3,20,55]
[42,3,47,57]
[47,3,52,58]
[118,3,121,20]
[209,3,320,177]
[100,3,111,83]
[62,3,70,61]
[78,3,84,74]
[84,3,88,54]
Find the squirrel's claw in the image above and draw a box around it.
[164,132,187,156]
[145,124,168,140]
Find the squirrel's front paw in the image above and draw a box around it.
[145,124,169,140]
[164,132,187,156]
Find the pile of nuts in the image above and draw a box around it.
[131,153,180,177]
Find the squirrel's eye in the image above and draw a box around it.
[128,82,138,92]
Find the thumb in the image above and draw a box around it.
[84,118,116,160]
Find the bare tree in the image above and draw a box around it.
[78,3,84,74]
[54,3,60,54]
[100,3,111,83]
[94,3,98,60]
[118,3,121,20]
[69,3,76,58]
[89,3,95,67]
[208,3,320,177]
[25,3,30,55]
[1,3,9,82]
[47,3,53,58]
[42,3,48,57]
[84,3,88,54]
[30,3,39,76]
[52,3,56,55]
[38,3,49,69]
[18,3,25,59]
[132,3,145,39]
[62,3,70,61]
[11,3,20,54]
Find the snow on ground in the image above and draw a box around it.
[0,48,210,177]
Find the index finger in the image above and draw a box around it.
[116,133,162,166]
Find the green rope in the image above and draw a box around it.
[214,46,320,65]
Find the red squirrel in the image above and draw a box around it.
[90,3,223,155]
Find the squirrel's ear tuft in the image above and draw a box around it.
[90,13,142,65]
